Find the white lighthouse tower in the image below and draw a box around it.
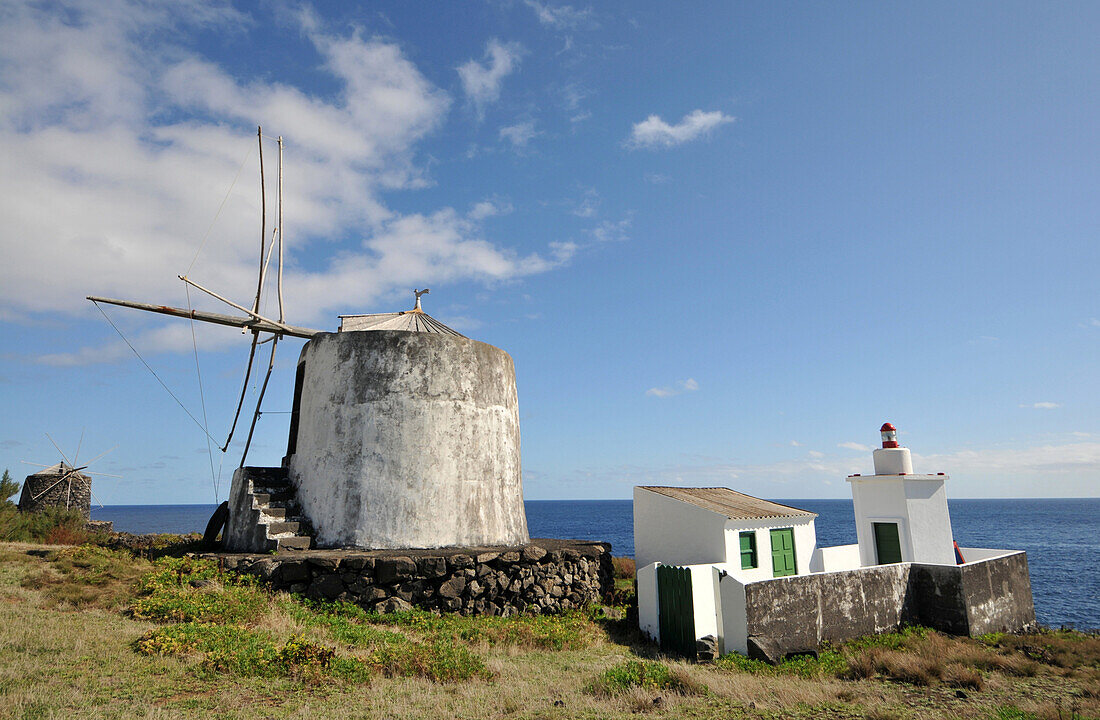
[847,423,957,566]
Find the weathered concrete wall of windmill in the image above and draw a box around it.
[18,469,91,517]
[288,330,530,549]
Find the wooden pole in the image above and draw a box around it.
[87,296,320,339]
[176,275,305,337]
[253,126,266,316]
[277,136,285,323]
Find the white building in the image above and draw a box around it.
[634,487,819,582]
[634,424,1035,660]
[848,422,956,566]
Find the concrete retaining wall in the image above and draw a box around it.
[206,539,612,617]
[741,551,1035,662]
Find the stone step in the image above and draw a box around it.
[253,488,292,499]
[241,466,288,484]
[276,536,312,550]
[251,490,294,506]
[265,521,300,535]
[260,507,286,520]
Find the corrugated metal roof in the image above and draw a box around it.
[337,310,465,337]
[639,486,816,521]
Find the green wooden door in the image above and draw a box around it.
[873,522,903,564]
[770,528,796,577]
[656,565,696,657]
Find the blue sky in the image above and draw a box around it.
[1,1,1098,504]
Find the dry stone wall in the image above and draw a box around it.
[207,539,612,616]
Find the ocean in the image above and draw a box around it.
[91,498,1098,630]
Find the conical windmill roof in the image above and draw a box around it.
[337,310,465,337]
[29,462,89,479]
[338,290,466,337]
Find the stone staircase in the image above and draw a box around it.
[224,466,315,552]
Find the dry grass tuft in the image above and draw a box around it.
[19,545,151,610]
[876,650,942,686]
[988,629,1100,671]
[942,662,984,690]
[611,557,635,579]
[864,706,906,720]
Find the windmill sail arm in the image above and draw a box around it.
[86,296,321,339]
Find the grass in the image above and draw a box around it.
[0,543,1097,719]
[587,659,704,696]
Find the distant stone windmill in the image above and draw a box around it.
[19,434,118,518]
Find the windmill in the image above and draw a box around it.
[18,432,119,518]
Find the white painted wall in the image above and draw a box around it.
[633,488,729,571]
[849,474,956,566]
[637,562,659,642]
[289,331,529,549]
[720,517,818,582]
[717,569,748,655]
[957,547,1016,563]
[873,447,913,475]
[904,477,956,565]
[812,543,862,572]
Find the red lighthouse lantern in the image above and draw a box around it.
[880,422,898,448]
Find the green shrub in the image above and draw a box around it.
[716,649,846,678]
[587,660,701,696]
[0,469,20,505]
[131,556,268,625]
[134,624,343,678]
[131,583,270,625]
[0,504,88,543]
[368,637,491,682]
[841,625,931,652]
[303,601,599,651]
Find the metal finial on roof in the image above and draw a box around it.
[413,288,429,312]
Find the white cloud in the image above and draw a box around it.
[808,450,825,459]
[646,378,699,398]
[523,0,593,29]
[571,188,599,218]
[590,216,631,243]
[456,39,524,117]
[499,121,539,148]
[555,440,1100,498]
[628,109,734,149]
[559,83,592,123]
[0,2,569,364]
[789,440,802,447]
[838,441,871,452]
[1020,402,1061,410]
[467,199,513,220]
[644,172,671,184]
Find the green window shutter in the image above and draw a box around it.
[770,528,797,577]
[739,531,757,569]
[873,522,903,564]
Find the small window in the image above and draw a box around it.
[739,531,757,569]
